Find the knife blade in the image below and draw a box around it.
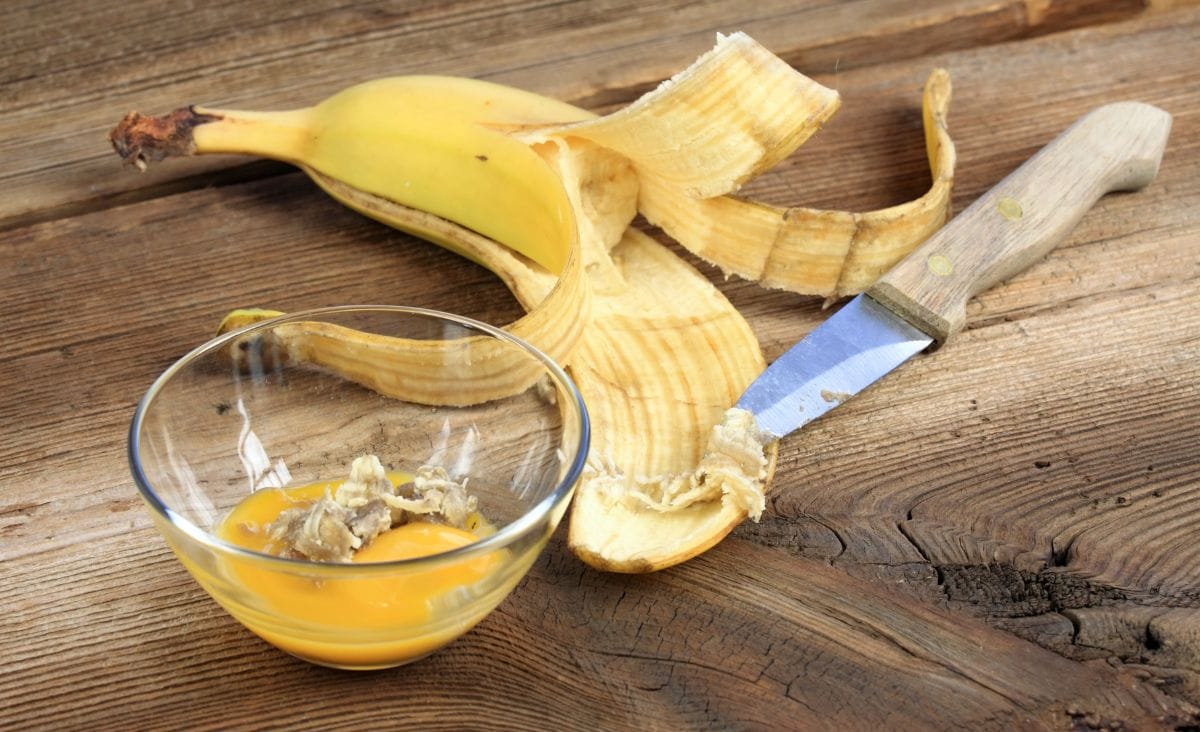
[737,101,1172,441]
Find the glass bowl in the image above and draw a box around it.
[129,306,589,669]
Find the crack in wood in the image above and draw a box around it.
[897,519,932,564]
[940,564,1129,617]
[0,160,294,235]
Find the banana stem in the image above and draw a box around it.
[109,106,313,169]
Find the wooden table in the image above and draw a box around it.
[3,2,1198,728]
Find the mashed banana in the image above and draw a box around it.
[267,455,479,562]
[584,407,769,520]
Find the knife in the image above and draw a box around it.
[737,102,1172,441]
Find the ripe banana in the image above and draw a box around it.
[112,76,591,405]
[110,32,956,572]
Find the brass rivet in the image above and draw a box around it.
[997,196,1023,221]
[927,254,953,277]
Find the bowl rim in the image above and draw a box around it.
[128,304,590,574]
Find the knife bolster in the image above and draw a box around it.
[865,284,958,347]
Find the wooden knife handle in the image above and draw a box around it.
[867,101,1172,346]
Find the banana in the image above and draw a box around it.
[110,32,955,572]
[111,77,591,405]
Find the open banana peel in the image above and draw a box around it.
[110,33,955,572]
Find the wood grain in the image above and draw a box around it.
[2,0,1199,729]
[2,534,1193,729]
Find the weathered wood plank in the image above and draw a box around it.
[0,0,1166,228]
[10,0,1193,563]
[2,2,1199,728]
[1,532,1193,729]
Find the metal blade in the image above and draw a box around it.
[737,295,932,440]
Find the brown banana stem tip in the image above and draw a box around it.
[108,106,221,171]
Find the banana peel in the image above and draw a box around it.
[639,68,955,300]
[109,32,956,572]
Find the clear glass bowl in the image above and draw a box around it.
[129,306,589,669]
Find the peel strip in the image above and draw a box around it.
[635,68,955,300]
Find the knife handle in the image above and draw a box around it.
[867,101,1172,346]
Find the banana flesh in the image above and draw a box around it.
[109,32,956,572]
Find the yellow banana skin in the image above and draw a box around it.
[638,69,955,300]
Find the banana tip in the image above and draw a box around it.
[108,106,220,169]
